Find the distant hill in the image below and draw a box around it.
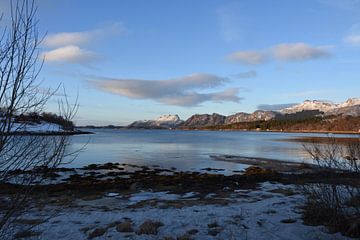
[127,98,360,132]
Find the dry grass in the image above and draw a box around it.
[13,218,45,225]
[14,230,42,239]
[136,220,164,235]
[116,221,133,233]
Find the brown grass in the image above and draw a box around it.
[14,230,42,239]
[136,220,164,235]
[116,221,133,233]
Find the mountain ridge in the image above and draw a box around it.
[127,98,360,129]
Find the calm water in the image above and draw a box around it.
[67,129,358,174]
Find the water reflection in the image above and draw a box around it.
[66,129,358,173]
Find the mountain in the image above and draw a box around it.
[180,113,226,128]
[128,114,183,129]
[128,98,360,130]
[225,110,277,124]
[280,100,336,114]
[338,98,360,108]
[280,98,360,116]
[327,105,360,117]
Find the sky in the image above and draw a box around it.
[1,0,360,125]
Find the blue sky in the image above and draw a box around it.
[2,0,360,125]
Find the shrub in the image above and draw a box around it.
[302,137,360,237]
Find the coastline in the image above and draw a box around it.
[121,127,360,136]
[3,130,94,136]
[1,162,356,239]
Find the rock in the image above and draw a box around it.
[244,166,273,176]
[116,221,133,233]
[88,227,106,239]
[280,218,297,224]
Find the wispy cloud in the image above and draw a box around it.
[272,43,331,61]
[226,51,266,65]
[226,43,332,65]
[232,71,257,79]
[216,3,242,42]
[41,45,97,63]
[41,23,124,65]
[318,0,360,11]
[89,73,242,107]
[344,24,360,46]
[344,34,360,45]
[43,23,124,47]
[257,103,297,111]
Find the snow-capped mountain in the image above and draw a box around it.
[280,98,360,116]
[129,98,360,129]
[280,100,337,114]
[155,114,183,126]
[225,110,277,124]
[338,98,360,108]
[128,114,184,129]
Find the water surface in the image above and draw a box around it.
[67,129,358,174]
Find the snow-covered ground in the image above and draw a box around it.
[13,182,349,240]
[11,121,62,132]
[0,118,64,133]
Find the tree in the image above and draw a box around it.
[0,1,79,238]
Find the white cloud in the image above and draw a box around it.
[41,45,97,63]
[344,34,360,45]
[43,23,124,47]
[89,73,241,107]
[227,42,331,65]
[226,51,266,65]
[41,23,124,65]
[344,24,360,46]
[272,43,331,61]
[43,32,92,47]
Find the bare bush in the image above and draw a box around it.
[302,136,360,237]
[0,1,80,238]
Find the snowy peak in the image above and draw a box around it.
[280,98,360,114]
[128,114,184,129]
[281,100,336,114]
[155,114,181,123]
[338,98,360,108]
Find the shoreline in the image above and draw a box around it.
[1,162,358,239]
[107,127,360,135]
[185,128,360,135]
[3,130,94,136]
[210,155,316,173]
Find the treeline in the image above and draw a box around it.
[199,116,360,133]
[15,112,74,131]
